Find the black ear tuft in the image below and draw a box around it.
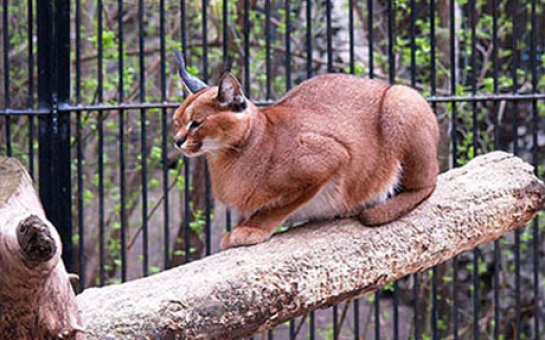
[173,49,208,94]
[222,56,233,74]
[217,73,246,112]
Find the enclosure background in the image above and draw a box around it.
[1,0,545,339]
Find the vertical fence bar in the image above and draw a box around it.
[183,119,192,249]
[469,1,480,339]
[449,1,458,338]
[268,0,274,309]
[374,291,380,338]
[306,0,312,80]
[38,0,72,271]
[3,0,11,156]
[285,0,292,91]
[348,0,354,75]
[98,103,107,279]
[75,0,81,108]
[387,0,395,83]
[326,0,333,73]
[56,94,73,273]
[367,0,373,78]
[367,0,379,337]
[328,2,335,334]
[202,3,213,257]
[225,209,232,232]
[284,2,294,337]
[76,111,84,288]
[409,1,419,338]
[179,1,192,262]
[98,109,105,285]
[27,0,35,178]
[470,0,477,153]
[223,0,228,57]
[160,0,169,270]
[4,115,10,154]
[333,300,338,338]
[139,0,149,276]
[97,0,103,102]
[265,0,271,100]
[491,0,500,338]
[222,0,232,233]
[429,0,438,338]
[349,1,358,334]
[204,162,212,256]
[530,1,540,338]
[491,1,499,151]
[511,0,521,338]
[305,1,314,338]
[118,0,127,283]
[202,0,212,257]
[386,1,399,339]
[289,317,295,339]
[180,0,186,51]
[511,1,519,158]
[75,0,85,290]
[243,0,250,96]
[97,0,106,287]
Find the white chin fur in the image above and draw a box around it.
[182,151,206,158]
[175,145,206,158]
[176,138,225,158]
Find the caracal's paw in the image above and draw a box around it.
[220,226,272,250]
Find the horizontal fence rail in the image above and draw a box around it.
[1,0,544,339]
[3,91,545,116]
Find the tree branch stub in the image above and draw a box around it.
[17,215,57,266]
[0,157,84,340]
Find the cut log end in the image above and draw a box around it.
[17,215,57,266]
[520,179,545,212]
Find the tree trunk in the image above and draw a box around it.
[76,151,543,340]
[0,158,84,339]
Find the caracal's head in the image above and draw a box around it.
[172,51,255,158]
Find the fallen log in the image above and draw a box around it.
[77,151,544,340]
[0,158,84,339]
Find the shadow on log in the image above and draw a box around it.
[77,151,544,339]
[0,158,84,339]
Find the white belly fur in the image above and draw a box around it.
[287,163,402,225]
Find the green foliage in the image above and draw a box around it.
[316,323,335,340]
[190,209,207,236]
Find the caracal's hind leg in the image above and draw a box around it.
[358,154,437,226]
[359,84,439,226]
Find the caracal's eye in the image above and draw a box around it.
[187,120,204,131]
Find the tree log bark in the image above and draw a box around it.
[0,158,84,339]
[77,151,544,340]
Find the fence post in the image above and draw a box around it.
[37,0,73,271]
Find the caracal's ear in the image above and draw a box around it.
[216,72,247,112]
[173,49,208,95]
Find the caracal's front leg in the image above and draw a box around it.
[220,187,322,250]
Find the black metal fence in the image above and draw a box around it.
[1,0,544,339]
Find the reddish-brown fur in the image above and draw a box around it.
[173,72,439,250]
